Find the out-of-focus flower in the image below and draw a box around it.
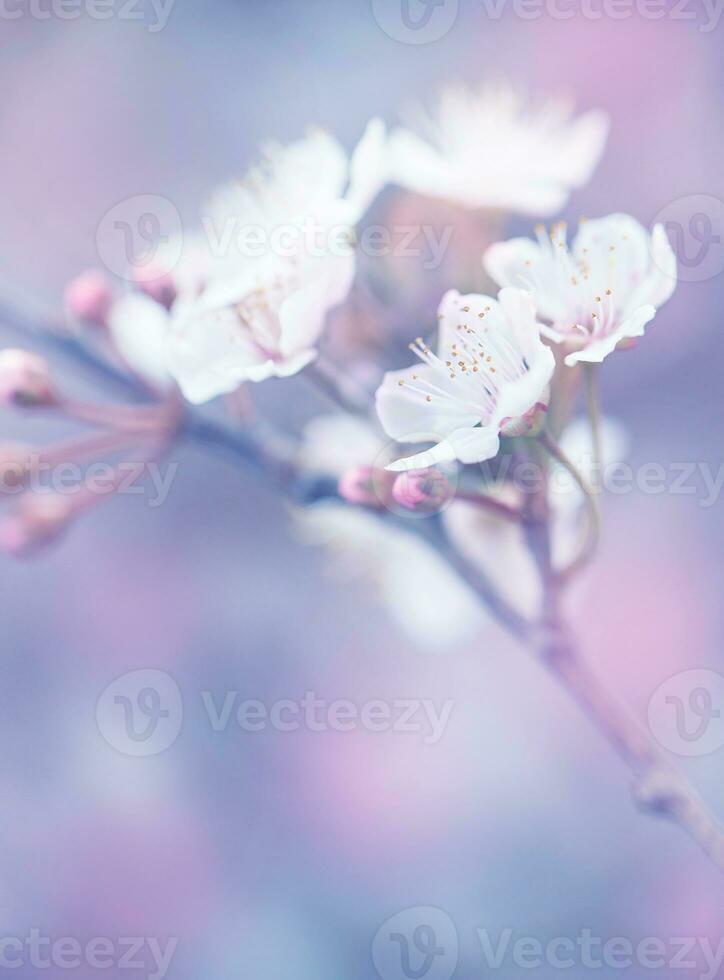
[388,83,608,216]
[64,270,115,327]
[295,414,485,648]
[484,214,677,366]
[300,414,385,476]
[297,504,485,649]
[0,349,57,408]
[167,121,388,404]
[376,288,554,471]
[107,292,173,389]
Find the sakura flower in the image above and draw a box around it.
[388,83,608,216]
[166,121,388,403]
[376,288,555,472]
[484,214,677,366]
[295,415,486,649]
[167,252,355,402]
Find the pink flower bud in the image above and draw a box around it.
[0,350,57,408]
[133,265,177,310]
[64,270,115,327]
[0,442,32,492]
[392,468,454,514]
[338,466,380,507]
[0,492,74,557]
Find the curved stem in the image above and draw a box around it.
[586,364,603,487]
[538,429,600,583]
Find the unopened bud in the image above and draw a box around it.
[0,442,33,492]
[0,492,74,557]
[64,270,115,327]
[0,350,57,408]
[392,468,454,514]
[338,466,380,507]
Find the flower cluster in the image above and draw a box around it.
[0,80,677,635]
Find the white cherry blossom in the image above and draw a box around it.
[376,288,555,471]
[166,121,387,404]
[484,214,677,366]
[388,83,608,216]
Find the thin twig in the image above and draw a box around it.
[539,429,600,582]
[539,625,724,872]
[586,363,603,484]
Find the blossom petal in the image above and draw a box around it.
[376,366,482,444]
[278,253,356,358]
[483,237,541,291]
[626,223,677,313]
[345,118,388,223]
[386,425,501,472]
[107,293,172,388]
[565,305,656,366]
[573,213,650,307]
